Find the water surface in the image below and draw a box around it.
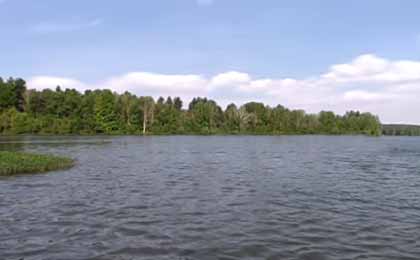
[1,136,420,260]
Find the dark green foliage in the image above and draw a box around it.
[0,151,74,176]
[0,77,26,111]
[94,90,119,133]
[382,124,420,136]
[152,97,183,134]
[187,97,224,134]
[0,77,383,136]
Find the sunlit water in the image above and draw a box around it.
[1,136,420,260]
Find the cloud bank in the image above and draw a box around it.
[28,54,420,124]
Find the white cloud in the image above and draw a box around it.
[196,0,214,6]
[101,72,208,98]
[30,19,103,34]
[343,90,395,102]
[322,54,420,84]
[28,76,89,92]
[27,54,420,124]
[210,71,251,87]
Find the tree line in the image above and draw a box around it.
[0,77,382,136]
[382,125,420,136]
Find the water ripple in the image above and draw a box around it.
[1,136,420,259]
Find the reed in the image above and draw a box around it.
[0,151,74,176]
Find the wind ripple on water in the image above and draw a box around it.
[1,136,420,260]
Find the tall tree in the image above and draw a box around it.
[94,90,118,133]
[139,96,155,134]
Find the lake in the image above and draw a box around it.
[1,136,420,260]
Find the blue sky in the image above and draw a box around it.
[1,0,420,123]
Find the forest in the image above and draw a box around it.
[382,125,420,136]
[0,77,383,136]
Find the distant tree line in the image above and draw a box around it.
[0,77,382,136]
[382,125,420,136]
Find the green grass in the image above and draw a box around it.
[0,151,74,176]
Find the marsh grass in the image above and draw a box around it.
[0,151,74,176]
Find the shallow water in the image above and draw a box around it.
[1,135,420,260]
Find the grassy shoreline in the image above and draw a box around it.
[0,151,74,176]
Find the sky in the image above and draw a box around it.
[1,0,420,124]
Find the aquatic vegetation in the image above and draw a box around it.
[0,151,73,176]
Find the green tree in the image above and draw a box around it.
[94,90,119,133]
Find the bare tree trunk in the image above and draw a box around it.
[23,89,32,113]
[143,110,147,135]
[127,108,132,127]
[151,107,154,126]
[140,97,154,135]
